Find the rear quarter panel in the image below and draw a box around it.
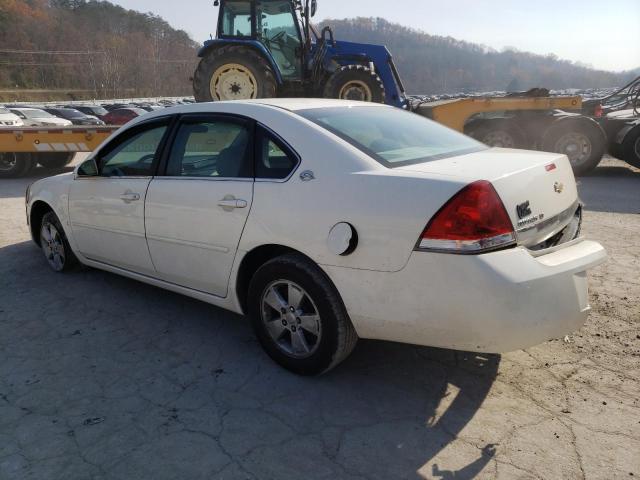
[237,106,468,272]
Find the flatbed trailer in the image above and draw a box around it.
[0,126,118,178]
[412,94,608,176]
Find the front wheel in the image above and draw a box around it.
[40,212,79,272]
[248,254,358,375]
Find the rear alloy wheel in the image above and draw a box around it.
[0,153,35,178]
[324,65,386,103]
[541,119,606,176]
[248,253,358,375]
[40,212,78,272]
[193,45,277,102]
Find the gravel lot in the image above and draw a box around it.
[0,156,638,479]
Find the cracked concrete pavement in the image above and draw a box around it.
[0,156,638,479]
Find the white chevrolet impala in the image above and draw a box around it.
[26,99,607,375]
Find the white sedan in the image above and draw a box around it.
[26,99,607,375]
[9,107,73,127]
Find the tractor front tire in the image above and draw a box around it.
[193,45,277,102]
[323,65,386,104]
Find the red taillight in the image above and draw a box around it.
[418,180,516,253]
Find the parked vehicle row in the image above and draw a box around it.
[0,98,195,127]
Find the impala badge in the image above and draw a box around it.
[516,201,532,220]
[554,182,565,194]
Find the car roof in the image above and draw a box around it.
[235,98,388,111]
[122,99,391,130]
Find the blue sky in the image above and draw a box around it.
[109,0,639,72]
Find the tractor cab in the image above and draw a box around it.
[218,0,305,79]
[194,0,407,107]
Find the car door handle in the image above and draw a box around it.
[120,192,141,203]
[218,197,248,210]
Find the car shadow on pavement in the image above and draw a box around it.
[579,164,640,214]
[1,239,499,479]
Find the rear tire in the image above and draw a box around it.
[38,153,75,169]
[193,45,277,102]
[465,119,527,149]
[248,253,358,375]
[541,118,606,176]
[40,212,79,272]
[0,153,35,178]
[323,65,386,103]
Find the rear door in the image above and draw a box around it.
[68,118,172,275]
[145,114,254,297]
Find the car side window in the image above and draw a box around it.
[167,120,252,178]
[99,124,168,177]
[256,127,298,179]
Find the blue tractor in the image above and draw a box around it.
[193,0,408,107]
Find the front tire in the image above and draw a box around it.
[193,45,277,102]
[40,212,79,272]
[323,65,386,103]
[248,254,358,375]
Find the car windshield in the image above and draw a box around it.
[19,109,55,119]
[298,106,487,167]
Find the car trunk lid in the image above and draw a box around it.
[396,148,580,248]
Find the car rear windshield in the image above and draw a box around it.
[297,106,487,167]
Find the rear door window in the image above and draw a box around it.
[166,117,253,178]
[255,127,299,179]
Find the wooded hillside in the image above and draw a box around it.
[0,3,635,101]
[323,17,635,94]
[0,0,199,100]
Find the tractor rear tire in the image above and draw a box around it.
[323,65,386,103]
[38,153,75,169]
[193,45,277,102]
[541,118,606,176]
[0,153,35,178]
[465,119,528,149]
[618,123,640,169]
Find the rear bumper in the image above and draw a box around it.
[322,239,607,353]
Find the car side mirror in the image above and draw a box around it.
[76,158,99,177]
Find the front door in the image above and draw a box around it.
[68,120,170,275]
[145,115,254,297]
